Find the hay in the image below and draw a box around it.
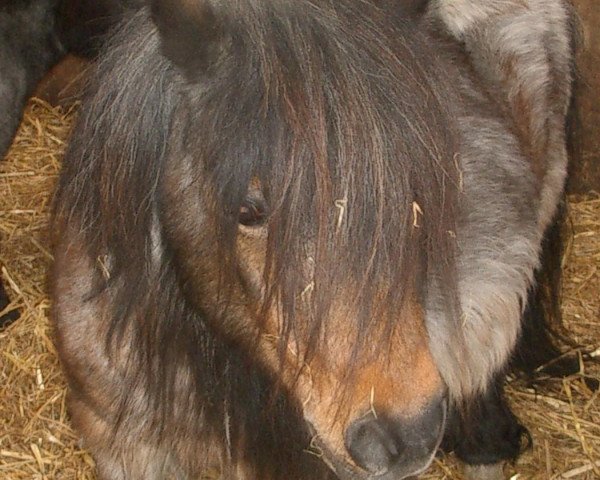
[1,100,598,479]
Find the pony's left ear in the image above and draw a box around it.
[150,0,225,80]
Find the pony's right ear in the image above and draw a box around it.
[150,0,225,80]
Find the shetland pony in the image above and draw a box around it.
[0,0,63,158]
[51,1,577,479]
[0,0,62,326]
[0,0,138,326]
[0,0,134,158]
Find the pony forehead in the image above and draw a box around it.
[175,1,459,286]
[185,5,455,189]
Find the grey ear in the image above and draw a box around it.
[150,0,225,80]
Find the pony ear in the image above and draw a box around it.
[150,0,225,80]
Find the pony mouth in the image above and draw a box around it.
[307,399,447,480]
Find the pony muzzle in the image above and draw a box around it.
[306,386,448,480]
[344,394,447,479]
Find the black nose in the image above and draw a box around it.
[345,396,446,477]
[345,414,403,474]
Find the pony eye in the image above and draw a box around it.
[238,199,267,227]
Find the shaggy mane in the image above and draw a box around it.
[54,0,460,431]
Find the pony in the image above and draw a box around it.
[0,0,63,159]
[0,0,62,326]
[0,0,135,158]
[51,1,578,479]
[0,0,139,327]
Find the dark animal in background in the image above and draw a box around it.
[50,0,576,479]
[0,0,62,326]
[0,0,132,158]
[0,0,62,158]
[0,0,137,327]
[57,0,141,58]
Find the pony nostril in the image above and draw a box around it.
[344,414,404,474]
[344,396,447,477]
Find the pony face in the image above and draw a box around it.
[151,2,461,475]
[51,0,577,476]
[160,158,447,478]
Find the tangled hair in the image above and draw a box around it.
[55,2,460,384]
[52,1,583,477]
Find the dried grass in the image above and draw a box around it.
[1,100,598,479]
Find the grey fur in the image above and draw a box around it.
[425,0,575,399]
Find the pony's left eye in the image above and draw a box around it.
[238,199,267,227]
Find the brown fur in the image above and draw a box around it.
[51,1,577,478]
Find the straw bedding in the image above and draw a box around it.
[0,100,598,479]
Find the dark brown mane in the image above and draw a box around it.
[56,2,460,363]
[182,0,462,361]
